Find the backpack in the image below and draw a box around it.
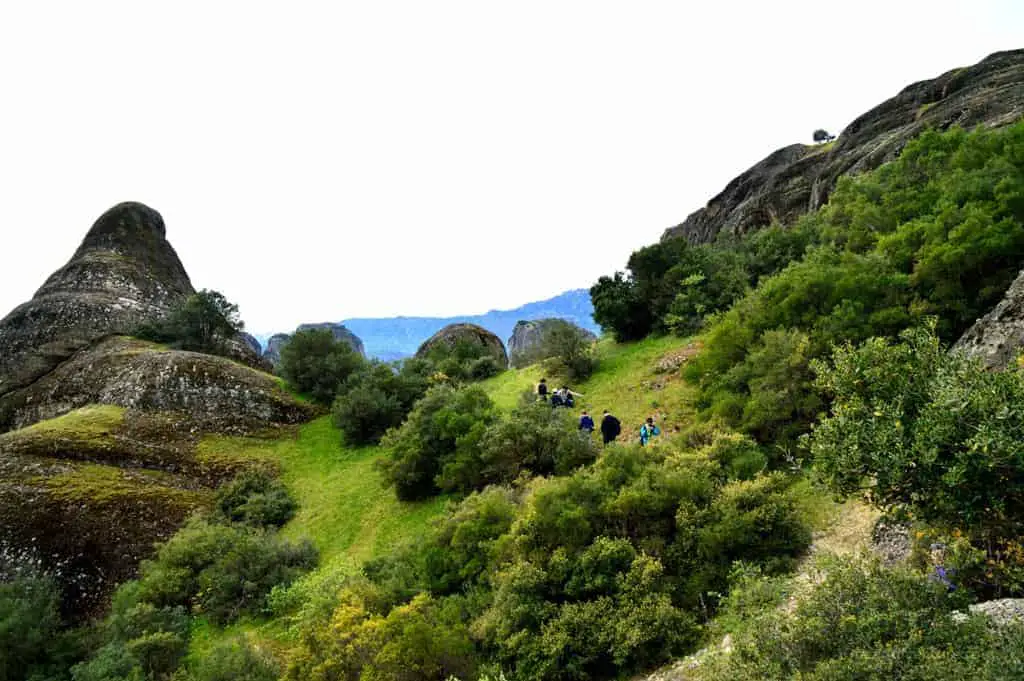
[651,425,660,436]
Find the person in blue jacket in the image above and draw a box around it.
[639,416,661,446]
[579,410,595,434]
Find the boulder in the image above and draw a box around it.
[261,324,365,369]
[507,319,596,368]
[416,323,509,367]
[662,50,1024,244]
[0,202,194,397]
[954,268,1024,369]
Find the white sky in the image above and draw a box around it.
[0,2,1021,334]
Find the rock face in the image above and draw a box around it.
[953,268,1024,369]
[416,323,509,367]
[662,49,1024,244]
[261,324,365,369]
[240,332,262,355]
[507,319,596,368]
[0,202,317,616]
[0,202,195,397]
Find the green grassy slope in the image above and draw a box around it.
[481,335,699,441]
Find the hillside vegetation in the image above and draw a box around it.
[6,119,1024,681]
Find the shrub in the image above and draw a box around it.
[279,328,366,405]
[215,469,297,528]
[378,385,498,500]
[134,289,244,356]
[135,519,317,625]
[0,572,79,681]
[811,323,1024,595]
[702,557,1024,680]
[590,272,652,342]
[332,359,432,446]
[184,638,280,681]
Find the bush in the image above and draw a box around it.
[421,339,504,383]
[135,519,317,625]
[279,328,366,405]
[332,359,432,446]
[811,323,1024,595]
[215,469,297,528]
[378,385,498,500]
[134,289,244,357]
[702,557,1024,680]
[0,572,79,681]
[184,638,280,681]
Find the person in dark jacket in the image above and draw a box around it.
[579,410,595,434]
[537,378,549,401]
[600,410,621,445]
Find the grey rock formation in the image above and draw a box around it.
[507,319,596,368]
[296,322,366,357]
[263,333,292,367]
[0,336,317,433]
[240,332,262,355]
[261,324,365,369]
[416,323,509,367]
[663,50,1024,243]
[969,598,1024,626]
[953,268,1024,369]
[0,202,194,397]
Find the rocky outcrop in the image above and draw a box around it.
[0,203,318,616]
[0,336,317,434]
[663,50,1024,243]
[240,332,262,355]
[416,323,509,367]
[953,268,1024,369]
[296,323,366,357]
[0,202,195,397]
[261,323,365,369]
[507,319,596,368]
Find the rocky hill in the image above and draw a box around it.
[0,203,316,615]
[508,318,597,368]
[415,322,509,367]
[662,49,1024,243]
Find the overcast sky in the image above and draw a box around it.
[0,2,1020,334]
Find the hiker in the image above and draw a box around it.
[557,386,583,409]
[537,378,549,402]
[640,416,661,446]
[550,390,564,408]
[578,410,595,434]
[600,410,621,445]
[639,416,661,446]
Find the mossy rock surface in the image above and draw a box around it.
[0,455,208,618]
[0,336,319,433]
[415,322,509,367]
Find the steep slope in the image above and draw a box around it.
[662,49,1024,243]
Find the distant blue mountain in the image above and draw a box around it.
[342,289,599,361]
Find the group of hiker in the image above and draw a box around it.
[537,378,661,446]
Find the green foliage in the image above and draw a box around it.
[279,328,366,405]
[332,359,432,446]
[541,320,597,382]
[215,469,297,528]
[811,323,1024,595]
[72,583,190,681]
[703,557,1024,680]
[182,638,280,681]
[135,519,317,625]
[134,289,243,356]
[422,339,503,383]
[0,572,79,681]
[378,385,499,500]
[286,591,477,681]
[590,272,652,342]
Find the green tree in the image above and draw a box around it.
[279,328,365,405]
[135,289,244,356]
